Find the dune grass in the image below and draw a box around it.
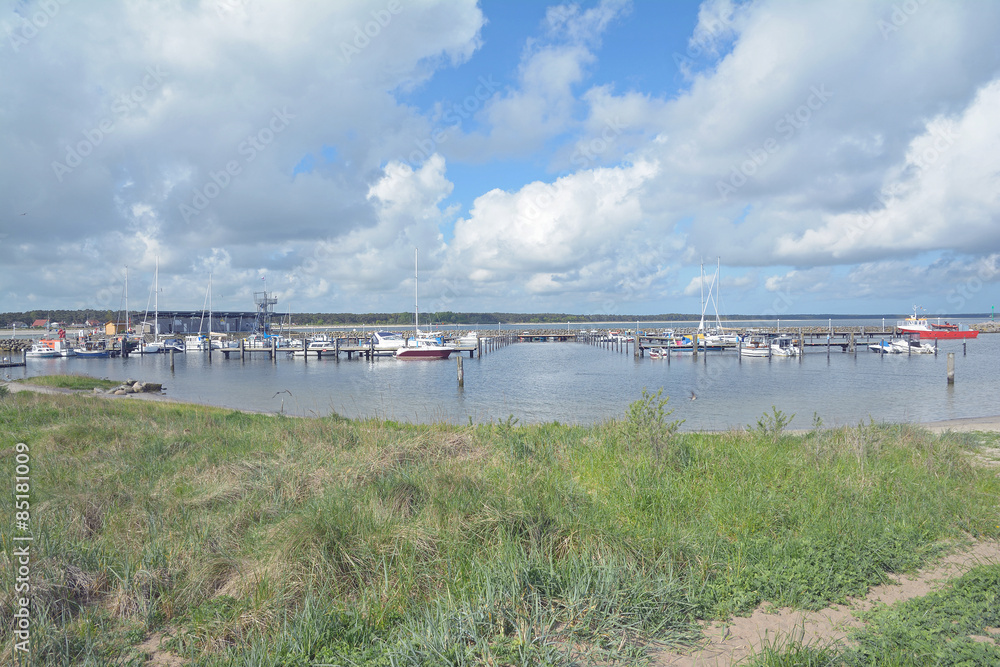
[0,387,998,665]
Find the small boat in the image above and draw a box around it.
[141,341,162,354]
[648,347,666,359]
[739,336,771,357]
[771,336,800,357]
[159,337,185,353]
[76,348,110,358]
[890,338,935,354]
[26,342,61,358]
[28,337,76,357]
[930,322,959,330]
[395,339,454,359]
[372,331,407,352]
[868,339,901,354]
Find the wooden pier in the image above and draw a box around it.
[1,351,26,368]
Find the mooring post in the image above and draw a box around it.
[457,356,464,386]
[170,347,175,371]
[947,352,955,384]
[271,337,277,363]
[239,337,245,360]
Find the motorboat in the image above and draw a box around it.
[159,337,185,352]
[26,342,61,358]
[739,336,771,357]
[395,338,454,359]
[28,337,76,357]
[648,347,666,359]
[372,331,407,351]
[890,338,935,354]
[868,339,901,354]
[897,306,978,339]
[771,336,800,357]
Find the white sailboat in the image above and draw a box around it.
[699,258,739,345]
[141,258,162,353]
[395,249,454,359]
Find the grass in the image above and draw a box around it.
[15,374,120,390]
[0,385,998,665]
[746,564,1000,666]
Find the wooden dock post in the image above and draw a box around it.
[170,348,175,371]
[271,337,277,362]
[799,328,805,355]
[947,352,955,384]
[239,338,245,360]
[457,356,464,386]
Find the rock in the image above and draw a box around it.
[143,383,163,392]
[114,389,126,396]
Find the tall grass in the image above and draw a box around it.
[0,388,997,665]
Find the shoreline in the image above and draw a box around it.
[6,380,1000,432]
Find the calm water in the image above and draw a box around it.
[10,320,999,431]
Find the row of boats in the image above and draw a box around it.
[24,330,479,361]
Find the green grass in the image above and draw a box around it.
[747,564,1000,666]
[0,390,998,665]
[16,374,120,390]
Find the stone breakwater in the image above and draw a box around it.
[973,322,1000,333]
[0,339,32,352]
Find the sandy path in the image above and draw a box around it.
[652,540,1000,666]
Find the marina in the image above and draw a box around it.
[5,318,997,431]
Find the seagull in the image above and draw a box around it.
[690,391,697,401]
[271,389,292,399]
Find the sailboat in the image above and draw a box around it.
[140,258,163,353]
[395,249,454,359]
[699,258,739,346]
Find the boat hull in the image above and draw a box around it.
[898,328,979,340]
[394,347,453,359]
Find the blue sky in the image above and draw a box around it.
[2,0,999,317]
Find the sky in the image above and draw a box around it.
[2,0,999,319]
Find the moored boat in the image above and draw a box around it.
[897,307,978,339]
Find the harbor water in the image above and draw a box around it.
[9,320,999,431]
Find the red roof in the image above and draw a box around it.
[32,319,48,327]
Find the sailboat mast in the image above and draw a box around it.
[716,257,722,330]
[208,273,213,344]
[698,259,706,331]
[154,257,159,337]
[414,248,419,334]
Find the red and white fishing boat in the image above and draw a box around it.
[896,307,979,339]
